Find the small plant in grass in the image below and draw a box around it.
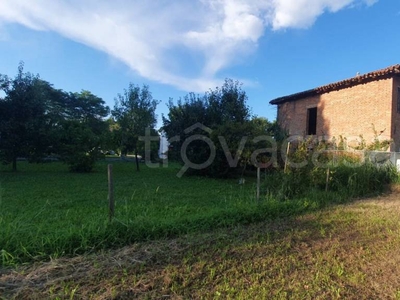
[1,249,15,266]
[337,135,348,150]
[335,124,393,152]
[352,135,367,150]
[368,123,393,151]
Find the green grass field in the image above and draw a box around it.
[0,161,246,264]
[2,188,400,299]
[0,160,357,266]
[1,161,400,298]
[0,161,303,265]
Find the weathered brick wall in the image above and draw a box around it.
[277,77,395,149]
[277,95,320,136]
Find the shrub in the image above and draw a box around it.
[66,153,98,172]
[262,137,399,200]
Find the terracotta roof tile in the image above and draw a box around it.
[269,64,400,105]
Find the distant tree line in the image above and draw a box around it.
[0,62,279,177]
[0,62,159,172]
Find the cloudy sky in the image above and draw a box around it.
[0,0,398,126]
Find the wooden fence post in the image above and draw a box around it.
[325,167,330,192]
[284,142,291,173]
[108,164,114,222]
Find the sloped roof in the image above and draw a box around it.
[269,64,400,105]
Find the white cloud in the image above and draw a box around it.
[269,0,377,30]
[0,0,378,92]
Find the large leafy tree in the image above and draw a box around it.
[64,90,109,132]
[112,84,159,171]
[0,63,110,172]
[163,79,277,177]
[207,78,250,125]
[0,63,56,171]
[162,93,208,162]
[56,90,110,172]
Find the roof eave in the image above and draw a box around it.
[269,64,400,105]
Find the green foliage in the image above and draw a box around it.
[207,78,250,125]
[262,138,398,201]
[0,63,110,173]
[58,121,104,172]
[112,84,160,160]
[0,62,55,170]
[367,124,392,151]
[162,93,208,162]
[332,124,393,151]
[265,162,397,201]
[56,91,109,172]
[65,153,98,173]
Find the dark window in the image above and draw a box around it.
[397,87,400,113]
[307,107,317,135]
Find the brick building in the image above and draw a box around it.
[269,65,400,151]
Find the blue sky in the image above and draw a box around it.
[0,0,398,128]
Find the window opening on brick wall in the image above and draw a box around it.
[397,87,400,113]
[307,107,317,135]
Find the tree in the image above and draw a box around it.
[0,63,55,171]
[162,93,208,162]
[64,91,109,131]
[56,91,110,172]
[162,79,277,177]
[207,78,250,125]
[112,84,159,171]
[0,63,110,172]
[101,117,121,155]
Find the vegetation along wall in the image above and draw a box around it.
[277,77,396,150]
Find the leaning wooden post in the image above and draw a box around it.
[256,167,261,202]
[108,164,115,222]
[325,167,330,192]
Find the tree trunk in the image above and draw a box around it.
[135,149,140,172]
[12,156,17,172]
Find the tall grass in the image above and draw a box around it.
[0,159,398,266]
[262,161,398,201]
